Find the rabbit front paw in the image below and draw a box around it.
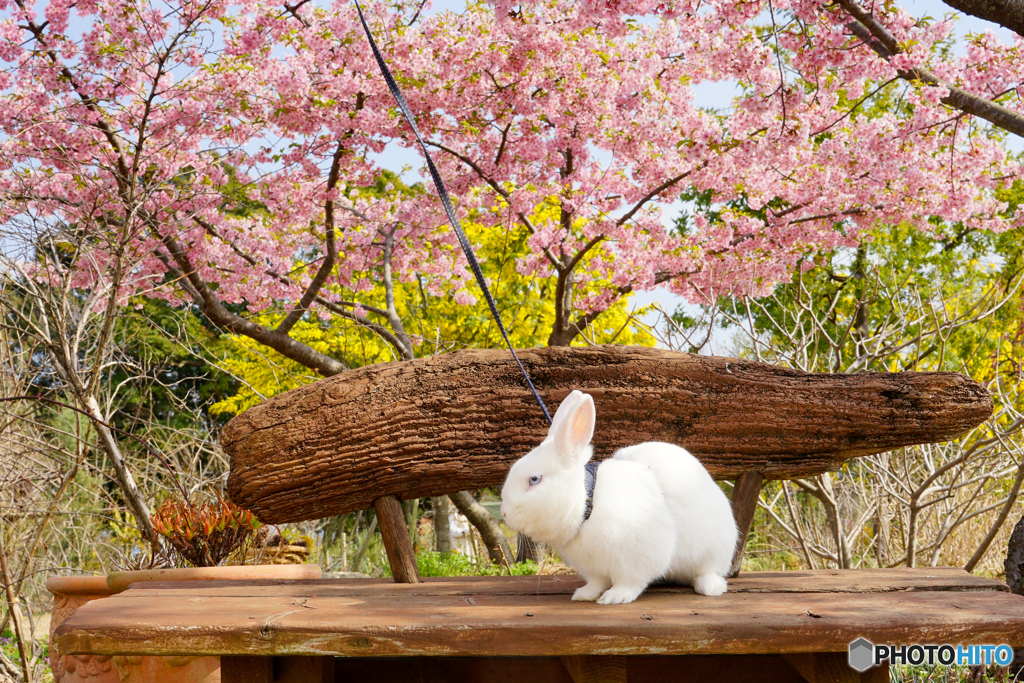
[572,579,611,601]
[597,584,645,605]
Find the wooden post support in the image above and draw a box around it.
[783,653,888,683]
[374,494,420,583]
[275,656,335,683]
[221,656,272,683]
[729,471,765,578]
[561,655,627,683]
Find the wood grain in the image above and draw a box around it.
[66,568,1005,600]
[221,345,992,522]
[54,570,1023,659]
[373,495,419,583]
[561,655,626,683]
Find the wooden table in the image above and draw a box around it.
[54,568,1024,683]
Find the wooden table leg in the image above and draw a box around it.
[783,653,889,683]
[729,471,765,577]
[276,655,335,683]
[561,655,627,683]
[222,656,272,683]
[374,494,420,583]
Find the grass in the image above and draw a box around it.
[890,663,1022,682]
[416,550,538,577]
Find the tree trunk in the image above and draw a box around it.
[1006,515,1024,595]
[940,0,1024,37]
[1006,516,1024,676]
[449,491,512,566]
[432,496,451,554]
[222,346,991,523]
[83,395,158,546]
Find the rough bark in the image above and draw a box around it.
[941,0,1024,37]
[223,345,992,523]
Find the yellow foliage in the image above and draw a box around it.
[211,210,655,416]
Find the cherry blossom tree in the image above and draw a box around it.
[1,0,1020,364]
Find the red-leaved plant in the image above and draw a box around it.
[151,496,264,568]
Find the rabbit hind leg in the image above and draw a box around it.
[693,573,728,596]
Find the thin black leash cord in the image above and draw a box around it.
[353,0,552,425]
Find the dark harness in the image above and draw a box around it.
[583,461,601,522]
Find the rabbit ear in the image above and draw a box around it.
[548,390,585,435]
[553,392,595,468]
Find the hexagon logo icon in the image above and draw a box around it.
[848,637,875,672]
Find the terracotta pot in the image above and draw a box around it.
[48,564,322,683]
[46,576,119,683]
[104,562,321,593]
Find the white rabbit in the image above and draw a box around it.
[500,390,738,605]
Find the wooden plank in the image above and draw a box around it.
[53,575,1024,659]
[83,567,1007,599]
[221,656,272,683]
[373,495,420,583]
[729,471,765,577]
[221,345,992,522]
[561,656,626,683]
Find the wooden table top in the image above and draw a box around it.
[55,568,1024,659]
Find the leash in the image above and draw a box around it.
[353,0,552,425]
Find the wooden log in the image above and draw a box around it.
[222,345,992,523]
[729,471,765,578]
[373,495,420,583]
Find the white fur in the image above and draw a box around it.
[500,391,738,604]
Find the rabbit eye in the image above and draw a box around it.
[528,475,542,486]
